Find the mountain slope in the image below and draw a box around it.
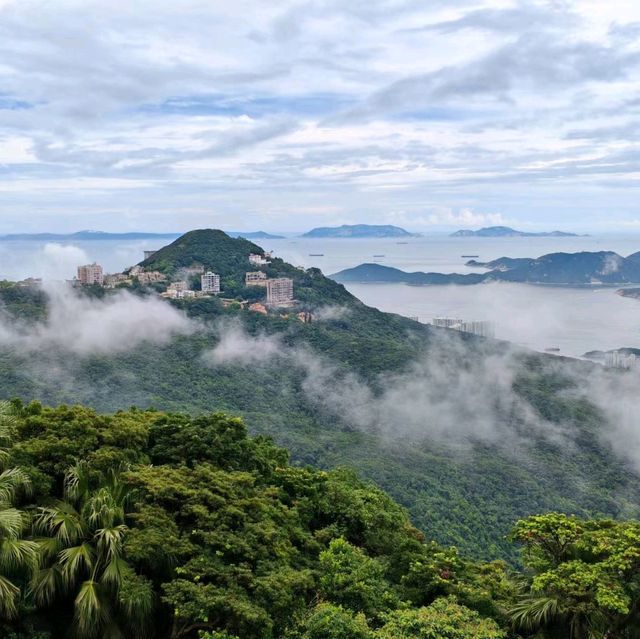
[0,229,637,562]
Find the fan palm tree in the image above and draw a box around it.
[510,591,607,639]
[0,399,38,619]
[32,462,153,638]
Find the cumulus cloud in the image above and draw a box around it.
[0,283,194,355]
[2,1,640,231]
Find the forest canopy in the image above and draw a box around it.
[0,400,638,639]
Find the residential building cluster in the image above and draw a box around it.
[244,252,294,307]
[432,317,495,338]
[605,350,636,370]
[70,248,296,312]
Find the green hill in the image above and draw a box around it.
[333,251,640,285]
[0,229,637,563]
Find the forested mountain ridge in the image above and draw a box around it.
[0,229,637,565]
[333,250,640,285]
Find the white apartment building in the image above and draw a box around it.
[605,350,636,370]
[245,271,268,286]
[432,317,495,338]
[266,277,294,305]
[201,272,221,294]
[77,263,104,286]
[249,253,270,266]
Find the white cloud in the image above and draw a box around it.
[0,283,194,355]
[1,1,640,231]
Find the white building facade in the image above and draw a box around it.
[201,272,221,294]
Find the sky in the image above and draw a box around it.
[1,0,640,234]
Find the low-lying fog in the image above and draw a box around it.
[347,281,639,357]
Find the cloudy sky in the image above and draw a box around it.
[1,0,640,233]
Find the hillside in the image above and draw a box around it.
[302,224,417,238]
[451,226,580,237]
[0,229,638,564]
[333,251,640,285]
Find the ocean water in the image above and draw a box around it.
[0,234,639,357]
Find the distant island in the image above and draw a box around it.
[302,224,418,238]
[451,226,583,238]
[332,250,640,285]
[0,230,182,241]
[0,229,286,241]
[226,231,285,240]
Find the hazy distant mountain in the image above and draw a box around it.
[451,226,581,237]
[333,250,640,285]
[226,231,285,239]
[302,224,417,238]
[332,262,487,285]
[0,230,181,241]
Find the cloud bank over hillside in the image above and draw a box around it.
[0,283,194,355]
[204,321,640,474]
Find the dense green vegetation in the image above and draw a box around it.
[1,401,640,639]
[0,229,637,566]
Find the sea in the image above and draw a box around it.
[1,233,639,358]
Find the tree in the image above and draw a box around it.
[510,513,640,638]
[0,400,38,619]
[302,603,372,639]
[318,538,399,621]
[376,597,505,639]
[31,462,153,638]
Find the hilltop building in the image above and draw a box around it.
[129,265,144,277]
[266,277,294,305]
[168,281,189,293]
[137,271,166,285]
[77,263,104,286]
[432,317,495,338]
[104,273,131,289]
[249,253,270,266]
[245,271,268,287]
[201,272,221,294]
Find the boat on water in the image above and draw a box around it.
[462,255,479,258]
[545,347,561,353]
[373,254,385,257]
[309,253,324,256]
